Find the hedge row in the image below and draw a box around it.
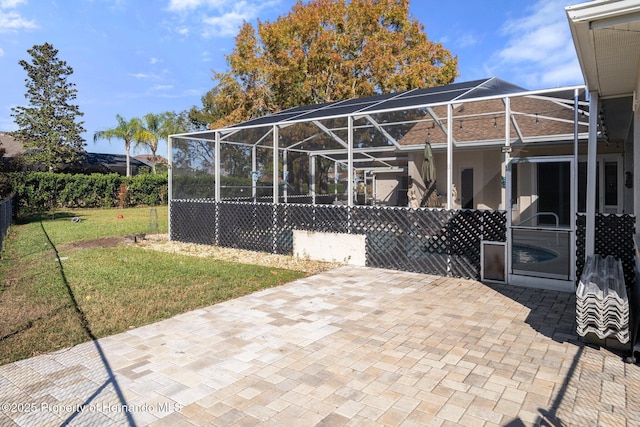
[7,172,168,212]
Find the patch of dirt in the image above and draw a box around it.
[59,236,124,251]
[137,234,341,275]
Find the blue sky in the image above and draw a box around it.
[0,0,587,157]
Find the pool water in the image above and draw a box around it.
[512,244,558,263]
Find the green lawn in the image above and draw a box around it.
[0,206,306,365]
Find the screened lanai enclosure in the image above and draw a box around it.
[169,77,636,291]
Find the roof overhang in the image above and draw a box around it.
[567,0,640,98]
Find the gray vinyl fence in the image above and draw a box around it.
[170,199,507,280]
[170,200,636,284]
[0,197,12,253]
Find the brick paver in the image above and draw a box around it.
[0,266,638,426]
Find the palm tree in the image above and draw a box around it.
[141,111,191,173]
[141,113,161,173]
[93,115,152,177]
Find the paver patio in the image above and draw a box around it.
[0,266,638,426]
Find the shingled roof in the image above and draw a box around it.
[397,94,588,147]
[0,132,26,157]
[0,132,148,175]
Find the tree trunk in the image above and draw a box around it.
[126,144,131,177]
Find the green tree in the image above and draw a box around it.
[94,115,151,177]
[191,0,458,130]
[11,42,86,171]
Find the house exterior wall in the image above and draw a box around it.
[374,175,402,206]
[405,149,505,210]
[399,141,628,214]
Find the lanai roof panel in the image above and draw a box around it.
[176,78,585,143]
[222,78,509,131]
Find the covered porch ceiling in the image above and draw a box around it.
[567,0,640,143]
[173,77,589,173]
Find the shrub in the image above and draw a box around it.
[8,172,168,213]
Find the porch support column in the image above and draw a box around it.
[310,155,316,204]
[283,149,288,203]
[273,125,279,204]
[334,161,339,201]
[503,97,511,211]
[347,115,354,206]
[585,91,599,259]
[446,103,453,209]
[252,146,257,201]
[574,89,580,221]
[215,132,221,201]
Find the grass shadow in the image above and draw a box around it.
[16,210,86,225]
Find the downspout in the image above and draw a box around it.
[586,91,599,259]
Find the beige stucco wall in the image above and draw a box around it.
[374,175,403,206]
[403,140,628,212]
[405,149,505,210]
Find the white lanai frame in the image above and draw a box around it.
[169,80,588,218]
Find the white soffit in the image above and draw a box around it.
[567,0,640,97]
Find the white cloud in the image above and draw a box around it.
[0,10,37,32]
[0,0,36,33]
[0,47,4,57]
[491,0,583,88]
[130,73,152,79]
[151,84,174,91]
[167,0,229,12]
[130,72,164,80]
[149,57,160,64]
[0,0,27,8]
[165,0,280,38]
[202,6,251,38]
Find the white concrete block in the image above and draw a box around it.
[293,230,366,265]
